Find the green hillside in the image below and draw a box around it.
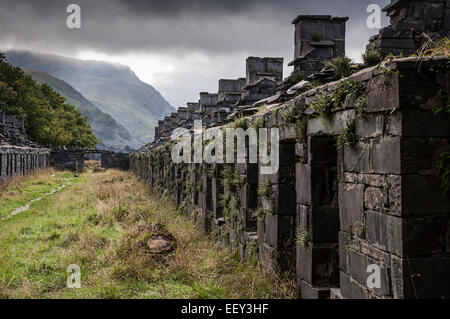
[0,53,98,149]
[6,50,176,146]
[25,70,138,151]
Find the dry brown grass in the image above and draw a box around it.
[88,170,297,298]
[0,168,56,192]
[417,35,450,57]
[0,168,297,299]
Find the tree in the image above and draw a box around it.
[0,52,99,148]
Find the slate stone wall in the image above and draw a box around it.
[368,0,450,56]
[50,150,130,172]
[0,146,50,183]
[101,152,130,170]
[130,57,450,299]
[0,113,50,183]
[50,150,85,172]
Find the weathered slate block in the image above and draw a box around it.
[364,187,388,212]
[346,249,391,296]
[366,211,402,255]
[344,142,370,173]
[369,137,401,174]
[340,271,369,299]
[307,110,356,135]
[296,163,312,205]
[339,183,364,232]
[264,214,295,247]
[366,74,399,112]
[355,115,384,138]
[211,177,224,219]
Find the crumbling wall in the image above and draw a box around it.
[368,0,450,56]
[0,113,50,183]
[130,57,450,299]
[0,146,50,183]
[50,150,85,172]
[101,152,130,170]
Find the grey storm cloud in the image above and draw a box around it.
[0,0,390,56]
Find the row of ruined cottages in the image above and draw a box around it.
[130,1,450,299]
[0,113,50,183]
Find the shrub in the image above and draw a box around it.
[252,208,267,222]
[362,49,382,66]
[258,179,272,198]
[436,152,450,195]
[312,32,322,42]
[228,117,247,130]
[310,92,333,123]
[286,72,304,85]
[295,118,308,142]
[0,53,99,148]
[281,106,297,124]
[249,117,264,130]
[326,57,354,78]
[296,228,310,247]
[419,37,450,57]
[337,121,357,148]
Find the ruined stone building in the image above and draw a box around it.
[289,15,348,77]
[0,113,50,183]
[368,0,450,56]
[131,0,450,299]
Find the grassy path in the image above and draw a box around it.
[0,169,295,299]
[0,170,74,220]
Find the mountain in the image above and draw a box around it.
[25,69,138,152]
[5,50,175,146]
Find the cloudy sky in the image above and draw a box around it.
[0,0,390,107]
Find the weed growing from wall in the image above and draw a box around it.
[310,92,333,125]
[296,228,310,247]
[436,152,450,195]
[362,49,382,66]
[337,120,357,148]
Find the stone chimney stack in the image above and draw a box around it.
[368,0,449,56]
[288,15,348,77]
[245,57,283,86]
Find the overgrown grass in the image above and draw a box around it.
[325,56,354,78]
[0,168,73,219]
[418,37,450,57]
[362,49,382,66]
[0,169,296,299]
